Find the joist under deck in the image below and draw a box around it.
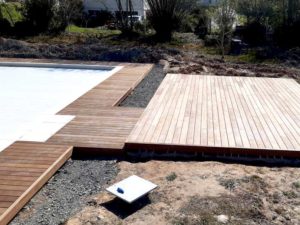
[0,142,72,225]
[126,74,300,158]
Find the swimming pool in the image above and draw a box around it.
[0,62,122,151]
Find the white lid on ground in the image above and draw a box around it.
[106,175,157,203]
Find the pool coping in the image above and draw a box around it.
[0,57,154,225]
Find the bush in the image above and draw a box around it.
[23,0,56,34]
[193,7,209,38]
[204,34,218,46]
[147,0,196,41]
[274,21,300,48]
[239,22,267,46]
[0,2,23,26]
[85,10,114,28]
[0,18,12,35]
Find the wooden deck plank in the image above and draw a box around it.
[231,77,262,149]
[186,76,199,145]
[193,75,205,146]
[246,78,286,149]
[227,77,252,148]
[261,79,300,140]
[214,76,229,147]
[173,75,193,143]
[0,60,154,224]
[165,76,189,143]
[211,76,221,147]
[219,77,237,147]
[255,78,298,149]
[126,74,300,157]
[0,143,72,225]
[150,75,181,143]
[157,75,185,143]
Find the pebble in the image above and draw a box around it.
[216,214,229,224]
[10,160,118,225]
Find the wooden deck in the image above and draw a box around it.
[126,74,300,158]
[0,142,72,225]
[0,59,153,224]
[47,108,143,155]
[47,63,152,154]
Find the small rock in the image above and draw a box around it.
[0,37,6,45]
[216,215,229,224]
[202,66,209,73]
[159,59,170,73]
[168,67,181,74]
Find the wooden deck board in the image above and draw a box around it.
[0,142,72,225]
[126,74,300,158]
[0,59,154,224]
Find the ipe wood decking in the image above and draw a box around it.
[126,74,300,158]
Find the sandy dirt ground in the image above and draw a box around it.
[64,160,300,225]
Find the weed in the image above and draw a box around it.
[283,191,298,199]
[166,172,177,182]
[218,178,239,191]
[292,181,300,189]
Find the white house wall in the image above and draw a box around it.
[83,0,148,18]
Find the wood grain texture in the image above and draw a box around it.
[47,63,152,152]
[0,59,153,224]
[0,142,72,225]
[126,74,300,158]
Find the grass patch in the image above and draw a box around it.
[166,172,177,182]
[24,26,121,45]
[292,181,300,189]
[218,178,239,191]
[66,25,121,38]
[283,190,298,199]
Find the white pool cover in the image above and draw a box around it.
[0,63,121,152]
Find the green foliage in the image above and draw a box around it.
[166,172,177,181]
[67,25,121,37]
[212,0,236,59]
[292,181,300,189]
[147,0,197,41]
[56,0,83,27]
[236,0,300,47]
[236,0,276,24]
[0,2,23,26]
[283,190,298,199]
[23,0,56,33]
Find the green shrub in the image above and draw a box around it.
[166,172,177,181]
[147,0,197,41]
[0,2,23,26]
[23,0,56,34]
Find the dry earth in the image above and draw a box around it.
[64,161,300,225]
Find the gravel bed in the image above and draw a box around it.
[10,159,118,225]
[10,64,165,225]
[120,64,165,108]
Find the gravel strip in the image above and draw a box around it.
[10,64,165,225]
[120,64,165,108]
[10,159,118,225]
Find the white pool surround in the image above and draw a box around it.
[0,62,122,151]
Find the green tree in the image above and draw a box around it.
[115,0,135,35]
[147,0,197,41]
[57,0,83,28]
[23,0,56,33]
[213,0,236,59]
[236,0,275,24]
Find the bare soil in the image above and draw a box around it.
[64,161,300,225]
